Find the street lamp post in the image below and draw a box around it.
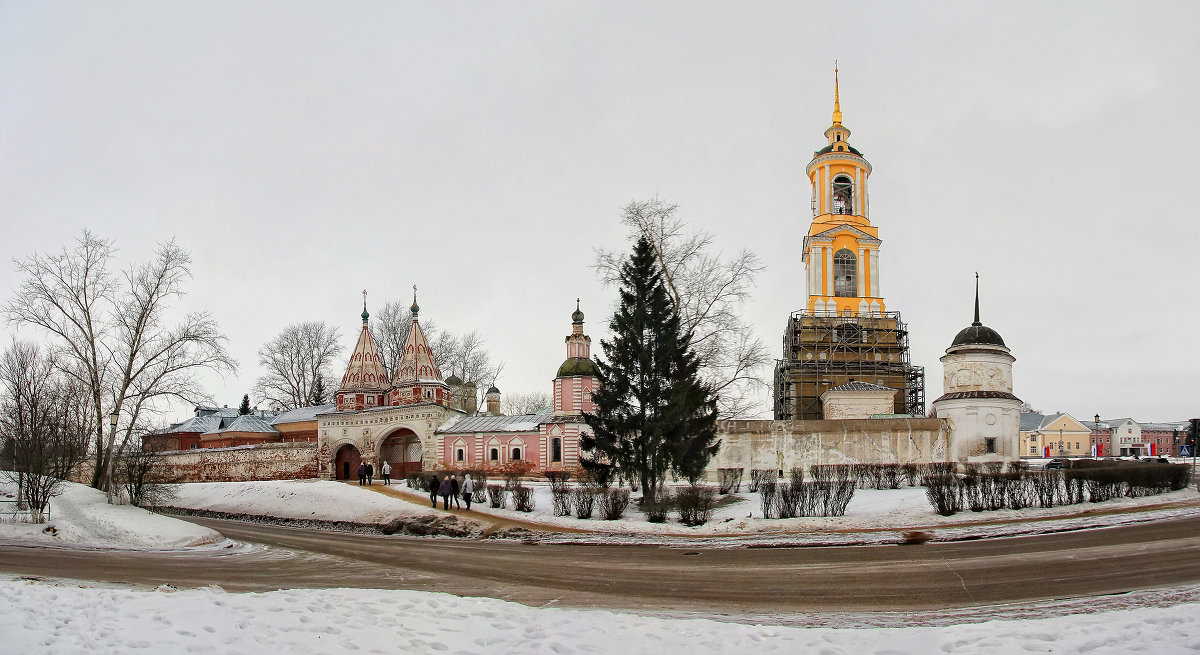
[1094,414,1101,458]
[105,410,119,504]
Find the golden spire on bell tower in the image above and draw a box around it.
[832,61,842,126]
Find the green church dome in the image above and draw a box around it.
[556,357,599,378]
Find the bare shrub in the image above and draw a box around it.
[927,461,957,476]
[717,468,743,494]
[486,484,505,508]
[676,484,715,526]
[641,488,671,523]
[470,471,488,503]
[748,469,774,493]
[1031,470,1061,508]
[775,483,801,518]
[117,449,177,509]
[545,470,571,493]
[900,530,931,545]
[511,485,535,512]
[881,464,901,490]
[572,485,598,519]
[901,463,919,487]
[551,489,573,517]
[923,474,963,516]
[759,479,777,518]
[599,487,630,520]
[1005,473,1034,510]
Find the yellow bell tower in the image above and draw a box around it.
[774,66,924,421]
[802,65,883,317]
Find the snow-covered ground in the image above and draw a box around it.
[0,481,222,549]
[3,576,1198,654]
[381,478,1200,544]
[172,479,479,525]
[159,478,1200,545]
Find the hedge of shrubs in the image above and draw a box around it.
[759,468,856,518]
[923,461,1189,516]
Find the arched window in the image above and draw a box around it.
[511,447,522,461]
[489,448,499,462]
[832,175,854,215]
[456,448,464,462]
[833,249,857,297]
[551,438,562,463]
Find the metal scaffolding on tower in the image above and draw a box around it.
[773,310,925,421]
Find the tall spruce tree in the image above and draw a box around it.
[238,394,251,415]
[582,236,720,499]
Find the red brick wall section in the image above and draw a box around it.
[143,442,321,483]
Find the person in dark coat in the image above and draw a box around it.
[356,462,366,486]
[439,476,453,510]
[428,475,440,508]
[450,475,461,509]
[365,462,374,485]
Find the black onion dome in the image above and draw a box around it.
[486,385,500,395]
[950,324,1006,348]
[557,357,599,378]
[444,374,463,386]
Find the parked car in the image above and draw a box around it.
[1044,459,1064,470]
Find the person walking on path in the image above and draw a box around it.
[366,462,374,485]
[461,474,475,510]
[438,476,454,510]
[450,475,461,509]
[381,461,391,486]
[356,462,366,486]
[428,475,440,508]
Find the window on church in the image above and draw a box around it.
[490,448,499,462]
[456,448,464,462]
[833,249,857,297]
[551,438,562,463]
[985,438,996,454]
[512,447,522,461]
[832,175,854,214]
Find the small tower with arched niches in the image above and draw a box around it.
[554,299,599,416]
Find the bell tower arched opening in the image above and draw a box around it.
[832,175,854,215]
[833,249,857,297]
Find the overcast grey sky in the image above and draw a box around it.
[2,2,1197,422]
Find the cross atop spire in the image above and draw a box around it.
[361,289,370,322]
[832,61,843,126]
[973,272,981,326]
[410,284,420,317]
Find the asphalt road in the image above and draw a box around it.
[3,514,1199,615]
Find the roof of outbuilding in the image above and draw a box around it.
[204,414,277,435]
[1019,412,1046,431]
[271,403,337,425]
[437,411,552,434]
[826,381,894,393]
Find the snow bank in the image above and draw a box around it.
[0,481,222,549]
[1,578,1197,654]
[172,479,461,524]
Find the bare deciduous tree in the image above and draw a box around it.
[0,340,92,522]
[5,232,236,493]
[594,198,770,417]
[502,391,551,415]
[253,321,343,411]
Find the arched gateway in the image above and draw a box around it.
[334,444,361,481]
[378,429,422,478]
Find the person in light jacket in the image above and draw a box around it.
[381,460,391,486]
[438,476,454,510]
[461,474,475,510]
